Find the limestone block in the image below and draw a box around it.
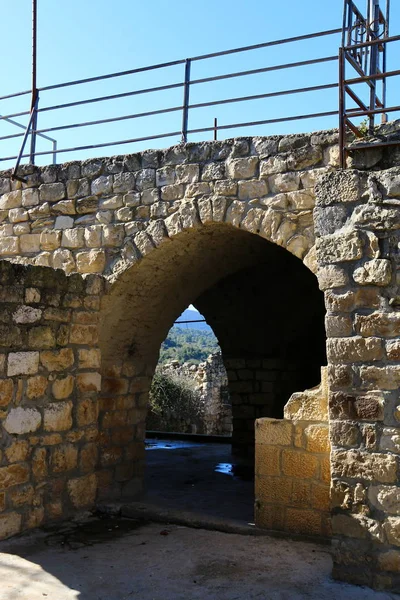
[76,398,98,426]
[115,207,133,222]
[327,337,383,363]
[225,200,246,227]
[161,184,184,202]
[286,235,309,259]
[355,312,400,338]
[317,265,349,290]
[95,211,112,224]
[282,449,319,479]
[0,513,22,539]
[40,348,74,372]
[52,375,74,400]
[39,183,65,202]
[380,429,400,454]
[83,225,102,248]
[0,237,19,255]
[316,231,363,264]
[67,473,97,508]
[176,164,199,184]
[13,223,30,236]
[43,401,73,432]
[255,445,281,476]
[227,157,258,180]
[76,249,106,273]
[136,169,155,191]
[185,182,211,198]
[256,418,293,446]
[134,232,154,256]
[0,224,13,237]
[0,379,13,407]
[102,224,125,247]
[54,216,74,230]
[353,259,392,286]
[113,172,135,193]
[76,196,98,214]
[146,220,168,247]
[304,424,330,453]
[351,203,400,231]
[268,172,300,193]
[259,156,287,177]
[52,249,75,273]
[238,179,268,200]
[331,449,397,483]
[4,407,41,434]
[91,175,113,195]
[286,190,315,210]
[124,192,141,207]
[150,201,168,219]
[332,514,383,542]
[12,306,42,324]
[156,166,175,187]
[325,315,352,338]
[5,440,29,463]
[359,365,400,390]
[330,421,359,448]
[77,372,101,393]
[7,352,39,376]
[50,444,78,473]
[202,163,226,181]
[61,228,84,249]
[52,199,76,215]
[387,341,400,361]
[241,208,264,234]
[67,178,90,199]
[78,348,101,369]
[0,190,22,209]
[9,208,28,223]
[26,375,48,400]
[370,486,400,515]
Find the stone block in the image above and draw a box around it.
[0,513,22,539]
[50,444,78,473]
[255,418,293,446]
[282,449,319,479]
[7,352,39,376]
[78,348,101,369]
[285,508,322,536]
[52,375,74,400]
[0,463,29,489]
[76,398,98,426]
[40,183,65,202]
[28,326,56,349]
[255,445,281,476]
[43,401,73,431]
[316,231,363,264]
[355,312,400,338]
[331,449,397,483]
[317,265,349,290]
[67,473,97,508]
[0,190,21,209]
[359,366,400,390]
[304,424,330,453]
[26,375,48,400]
[326,337,384,364]
[0,379,13,407]
[255,476,291,505]
[353,259,392,286]
[76,249,105,273]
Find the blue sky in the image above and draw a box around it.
[1,0,399,167]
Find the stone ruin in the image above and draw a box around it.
[149,353,232,435]
[0,128,398,590]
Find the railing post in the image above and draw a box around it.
[29,0,38,165]
[181,58,191,143]
[339,47,346,169]
[29,93,38,165]
[52,139,57,165]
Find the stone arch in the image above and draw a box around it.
[98,216,326,499]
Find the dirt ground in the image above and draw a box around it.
[0,516,399,600]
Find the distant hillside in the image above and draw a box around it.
[159,326,220,365]
[173,309,211,331]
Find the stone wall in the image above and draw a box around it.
[255,368,330,537]
[151,353,232,436]
[0,134,398,590]
[315,168,400,590]
[0,261,101,539]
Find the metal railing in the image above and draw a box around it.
[0,27,342,180]
[339,0,400,166]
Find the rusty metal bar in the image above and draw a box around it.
[339,47,346,169]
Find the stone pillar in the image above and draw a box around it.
[0,262,102,539]
[316,168,400,591]
[255,369,331,536]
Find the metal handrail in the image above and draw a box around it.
[0,27,342,175]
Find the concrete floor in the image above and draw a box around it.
[0,517,399,600]
[144,439,254,523]
[0,440,399,599]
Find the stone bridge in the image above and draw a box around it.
[0,130,400,591]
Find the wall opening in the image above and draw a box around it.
[98,222,326,516]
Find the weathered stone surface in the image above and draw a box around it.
[67,473,97,508]
[40,348,74,372]
[4,407,41,434]
[256,418,292,446]
[26,375,48,400]
[331,449,397,483]
[353,259,392,286]
[327,337,384,364]
[0,513,22,539]
[7,352,39,376]
[43,401,73,432]
[52,375,74,400]
[316,232,363,264]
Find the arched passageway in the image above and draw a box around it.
[98,221,326,499]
